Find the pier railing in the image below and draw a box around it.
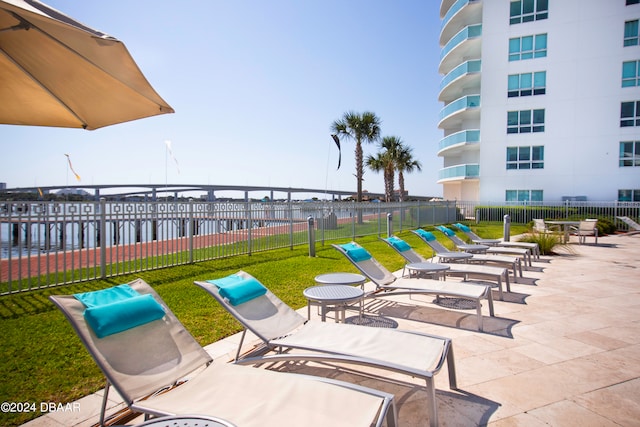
[1,198,637,295]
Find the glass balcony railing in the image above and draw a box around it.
[441,0,477,31]
[439,95,480,122]
[438,164,480,180]
[441,24,482,61]
[439,129,480,152]
[440,60,481,92]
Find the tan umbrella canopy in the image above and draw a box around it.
[0,0,174,130]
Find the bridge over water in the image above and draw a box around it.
[2,184,434,201]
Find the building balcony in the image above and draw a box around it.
[438,164,480,183]
[438,94,480,129]
[439,24,482,75]
[438,129,480,156]
[440,0,482,46]
[439,59,481,102]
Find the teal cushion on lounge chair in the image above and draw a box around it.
[387,236,411,252]
[415,229,436,241]
[436,226,454,236]
[206,273,245,288]
[340,243,372,262]
[82,294,166,338]
[208,275,267,306]
[454,223,471,232]
[74,284,140,308]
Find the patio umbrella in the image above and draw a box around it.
[0,0,174,130]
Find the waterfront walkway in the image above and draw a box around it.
[23,233,640,426]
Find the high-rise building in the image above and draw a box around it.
[437,0,640,202]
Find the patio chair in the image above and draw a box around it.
[572,219,598,244]
[49,279,397,427]
[195,271,457,427]
[452,223,540,259]
[381,236,510,300]
[436,225,532,267]
[533,219,551,233]
[332,242,494,332]
[412,229,522,277]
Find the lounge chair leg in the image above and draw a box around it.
[505,272,511,293]
[425,378,438,427]
[235,329,248,362]
[99,380,110,427]
[446,342,458,390]
[517,259,523,277]
[487,287,495,317]
[476,298,483,332]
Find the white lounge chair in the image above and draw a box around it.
[453,223,540,259]
[412,229,523,278]
[49,279,397,427]
[436,225,532,267]
[616,216,640,235]
[333,242,494,332]
[381,236,510,301]
[195,271,457,427]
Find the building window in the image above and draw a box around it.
[507,146,544,169]
[621,101,640,127]
[509,34,547,61]
[506,190,543,202]
[622,61,640,87]
[510,0,549,24]
[619,189,640,201]
[625,20,639,46]
[507,109,545,133]
[508,71,546,97]
[620,141,640,167]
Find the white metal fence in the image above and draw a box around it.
[1,198,637,294]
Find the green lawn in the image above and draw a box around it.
[0,223,525,426]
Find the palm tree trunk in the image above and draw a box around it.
[355,141,363,202]
[398,172,406,202]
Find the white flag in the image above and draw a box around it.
[164,140,180,174]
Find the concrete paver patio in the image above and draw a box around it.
[22,234,640,426]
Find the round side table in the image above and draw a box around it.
[314,272,366,288]
[303,284,364,322]
[404,262,450,279]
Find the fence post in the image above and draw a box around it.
[387,213,393,237]
[289,198,294,250]
[352,202,356,240]
[307,216,315,257]
[246,201,252,255]
[188,198,194,263]
[99,198,106,278]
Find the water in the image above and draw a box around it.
[0,200,356,259]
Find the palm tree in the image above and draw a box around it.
[366,152,393,202]
[366,136,402,202]
[395,144,422,202]
[330,111,382,205]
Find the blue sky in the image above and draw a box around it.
[2,0,444,199]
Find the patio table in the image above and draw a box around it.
[404,262,450,279]
[314,272,366,288]
[138,415,234,427]
[547,220,580,243]
[303,284,364,322]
